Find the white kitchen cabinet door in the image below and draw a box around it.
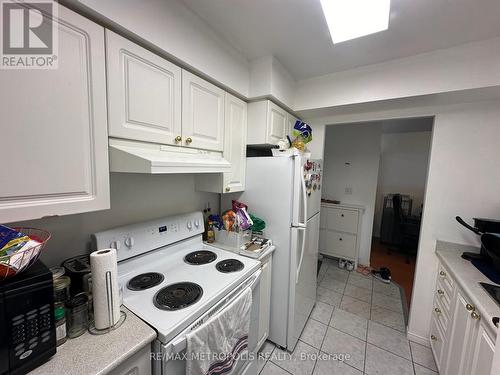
[182,70,225,151]
[467,323,495,375]
[442,291,478,375]
[0,5,109,223]
[266,102,287,144]
[106,31,182,146]
[223,93,247,193]
[257,255,273,349]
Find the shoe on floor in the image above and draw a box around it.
[338,259,346,269]
[346,261,354,271]
[371,267,392,284]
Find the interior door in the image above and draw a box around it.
[288,213,319,350]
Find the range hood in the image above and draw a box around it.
[109,138,231,174]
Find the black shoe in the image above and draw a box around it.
[371,267,392,284]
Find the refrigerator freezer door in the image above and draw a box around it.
[304,159,323,220]
[287,212,319,351]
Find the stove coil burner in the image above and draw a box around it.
[184,250,217,265]
[216,259,244,273]
[154,282,203,310]
[127,272,164,291]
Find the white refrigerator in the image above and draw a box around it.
[228,154,322,351]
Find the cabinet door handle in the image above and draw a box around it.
[339,238,343,241]
[434,307,441,314]
[185,137,193,144]
[225,187,231,192]
[437,289,444,295]
[175,135,182,143]
[431,335,437,341]
[466,303,475,312]
[439,270,446,277]
[471,311,481,320]
[341,214,344,217]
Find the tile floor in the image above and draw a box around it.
[257,258,438,375]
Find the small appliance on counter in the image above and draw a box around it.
[0,261,56,375]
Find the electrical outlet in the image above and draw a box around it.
[345,186,353,195]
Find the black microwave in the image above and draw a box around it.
[0,261,56,375]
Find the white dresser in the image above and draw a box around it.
[319,203,364,268]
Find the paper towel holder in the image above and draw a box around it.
[89,271,126,335]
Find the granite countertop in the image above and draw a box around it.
[30,307,156,375]
[435,241,500,336]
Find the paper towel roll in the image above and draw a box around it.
[90,248,121,330]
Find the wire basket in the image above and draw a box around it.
[0,227,51,281]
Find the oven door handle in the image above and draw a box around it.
[168,270,262,354]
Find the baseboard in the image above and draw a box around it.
[407,331,430,347]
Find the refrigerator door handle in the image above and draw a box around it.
[301,164,308,226]
[296,226,307,283]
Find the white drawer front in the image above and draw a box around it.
[327,208,359,234]
[326,230,357,258]
[430,314,446,372]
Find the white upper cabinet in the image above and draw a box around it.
[0,5,109,223]
[287,113,298,138]
[106,31,182,146]
[195,93,247,193]
[223,93,247,192]
[247,100,294,145]
[182,70,225,151]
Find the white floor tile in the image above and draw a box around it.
[372,280,401,298]
[347,273,373,290]
[271,340,318,375]
[367,321,411,360]
[313,352,362,375]
[410,341,438,372]
[317,287,342,307]
[300,318,328,349]
[414,363,438,375]
[339,295,371,320]
[329,308,368,340]
[257,341,276,374]
[370,305,406,332]
[321,327,366,371]
[344,283,372,303]
[319,276,347,294]
[365,343,414,375]
[371,291,403,313]
[260,361,290,375]
[310,302,334,325]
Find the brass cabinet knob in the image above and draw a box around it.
[437,289,444,295]
[175,135,182,143]
[466,303,475,312]
[225,187,230,192]
[434,308,441,314]
[431,335,437,341]
[185,137,193,144]
[471,311,481,320]
[439,270,446,277]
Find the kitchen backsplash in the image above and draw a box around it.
[8,173,219,267]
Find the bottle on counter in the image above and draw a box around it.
[54,303,67,346]
[206,221,215,243]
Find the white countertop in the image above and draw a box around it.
[435,241,500,336]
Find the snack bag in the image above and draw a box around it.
[292,121,313,144]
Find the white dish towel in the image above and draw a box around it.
[186,288,252,375]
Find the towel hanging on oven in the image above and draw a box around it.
[186,288,252,375]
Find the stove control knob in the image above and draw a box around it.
[194,219,200,228]
[110,240,121,250]
[124,237,134,248]
[187,221,193,230]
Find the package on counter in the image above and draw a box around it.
[292,121,313,144]
[232,200,253,231]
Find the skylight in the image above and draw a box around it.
[320,0,391,44]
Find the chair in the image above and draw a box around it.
[391,194,421,263]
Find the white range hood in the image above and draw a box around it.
[109,138,231,174]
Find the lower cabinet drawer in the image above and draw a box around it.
[430,315,446,372]
[437,263,454,295]
[432,297,449,334]
[325,230,357,258]
[326,208,359,234]
[435,278,452,315]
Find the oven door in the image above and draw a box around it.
[154,270,261,375]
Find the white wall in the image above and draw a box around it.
[322,123,382,266]
[9,173,219,267]
[304,100,500,343]
[295,37,500,111]
[373,131,432,237]
[66,0,250,96]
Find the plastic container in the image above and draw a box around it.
[53,276,71,303]
[50,266,65,280]
[66,293,89,338]
[54,303,67,346]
